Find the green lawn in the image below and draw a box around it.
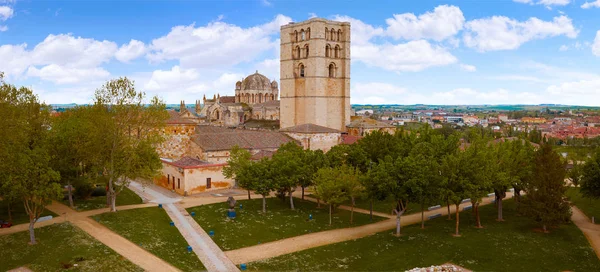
[62,186,143,211]
[186,197,387,251]
[92,207,205,272]
[306,193,422,216]
[0,222,141,272]
[249,200,600,271]
[566,187,600,223]
[0,201,57,225]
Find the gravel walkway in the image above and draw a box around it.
[571,206,600,260]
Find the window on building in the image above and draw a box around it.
[167,174,170,184]
[294,30,298,42]
[299,64,305,77]
[301,29,305,41]
[296,46,300,59]
[335,45,340,58]
[325,44,330,57]
[177,178,180,189]
[207,178,212,189]
[325,27,328,40]
[337,30,342,41]
[329,63,335,78]
[305,44,309,58]
[307,27,311,40]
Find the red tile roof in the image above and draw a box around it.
[280,123,341,133]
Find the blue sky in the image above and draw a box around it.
[1,0,600,105]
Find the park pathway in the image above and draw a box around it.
[128,181,239,272]
[225,193,510,265]
[571,206,600,260]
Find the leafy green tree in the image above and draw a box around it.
[372,156,411,237]
[242,158,275,213]
[313,167,349,225]
[568,158,584,187]
[522,143,571,232]
[405,142,441,229]
[0,74,62,244]
[342,165,364,224]
[464,142,494,228]
[580,151,600,200]
[93,77,168,212]
[298,149,327,200]
[441,151,470,236]
[223,145,253,199]
[270,142,304,209]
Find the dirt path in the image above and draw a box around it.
[225,194,508,264]
[571,206,600,260]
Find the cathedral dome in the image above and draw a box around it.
[241,71,272,91]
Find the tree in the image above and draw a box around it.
[270,142,304,209]
[580,151,600,200]
[342,165,364,224]
[93,77,168,212]
[371,156,411,237]
[313,167,349,225]
[223,145,253,199]
[522,143,571,232]
[464,142,494,228]
[243,158,275,213]
[441,151,470,236]
[0,75,62,244]
[298,149,326,200]
[405,142,440,229]
[568,158,584,187]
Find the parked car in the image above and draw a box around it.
[0,220,12,228]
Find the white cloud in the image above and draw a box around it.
[146,14,291,69]
[30,34,117,68]
[559,45,569,51]
[0,25,6,31]
[354,40,457,72]
[144,66,201,91]
[384,5,465,41]
[308,13,317,19]
[26,64,110,84]
[432,88,544,105]
[459,64,476,72]
[514,0,570,6]
[331,15,384,45]
[463,15,578,52]
[115,39,146,63]
[0,6,13,21]
[581,0,600,8]
[593,30,600,56]
[0,43,30,77]
[545,78,600,105]
[489,75,544,83]
[261,0,272,6]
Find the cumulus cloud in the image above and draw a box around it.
[384,5,465,41]
[146,14,291,68]
[581,0,600,8]
[354,40,457,72]
[144,66,201,92]
[26,64,110,84]
[30,34,117,68]
[514,0,570,7]
[459,64,476,72]
[331,15,384,45]
[593,30,600,56]
[0,5,13,21]
[463,15,578,51]
[559,45,569,51]
[0,43,30,77]
[115,39,146,63]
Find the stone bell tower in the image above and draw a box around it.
[280,18,351,131]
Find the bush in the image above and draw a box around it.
[90,186,107,197]
[72,177,95,200]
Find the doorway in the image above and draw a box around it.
[206,178,212,189]
[172,176,175,190]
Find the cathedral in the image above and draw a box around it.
[196,71,280,127]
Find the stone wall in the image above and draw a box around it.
[284,132,341,152]
[158,124,196,159]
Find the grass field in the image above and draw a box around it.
[0,201,57,225]
[0,222,141,272]
[249,200,600,271]
[566,187,600,223]
[93,207,205,271]
[186,197,386,251]
[62,186,143,211]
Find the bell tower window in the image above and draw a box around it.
[305,44,309,58]
[299,64,305,78]
[329,63,335,78]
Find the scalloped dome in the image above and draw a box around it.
[241,71,272,91]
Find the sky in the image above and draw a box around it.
[1,0,600,106]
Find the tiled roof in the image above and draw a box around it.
[341,135,362,145]
[167,110,196,124]
[192,126,296,151]
[171,157,210,167]
[250,150,275,161]
[219,96,236,103]
[280,123,341,133]
[347,117,395,128]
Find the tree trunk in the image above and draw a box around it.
[67,182,74,209]
[454,204,460,236]
[28,218,36,245]
[497,195,504,221]
[302,187,305,200]
[447,199,452,220]
[247,190,251,200]
[329,204,332,226]
[108,178,117,212]
[262,195,266,213]
[317,197,321,208]
[110,193,117,212]
[8,202,12,223]
[370,199,373,221]
[395,210,403,237]
[474,202,482,228]
[514,189,521,210]
[350,197,355,224]
[289,192,295,210]
[421,202,425,229]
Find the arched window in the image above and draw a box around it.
[307,28,311,40]
[299,64,305,78]
[330,29,335,41]
[325,44,331,57]
[337,30,342,41]
[305,44,309,58]
[301,29,305,41]
[335,45,340,58]
[329,63,335,78]
[325,27,328,40]
[294,30,298,42]
[296,46,301,59]
[251,94,255,103]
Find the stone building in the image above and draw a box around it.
[280,18,351,132]
[235,71,279,104]
[280,123,341,152]
[346,116,396,137]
